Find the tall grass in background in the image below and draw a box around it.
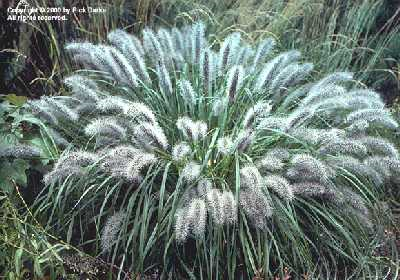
[4,0,399,100]
[160,0,400,98]
[3,0,157,97]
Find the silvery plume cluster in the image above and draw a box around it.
[27,21,400,245]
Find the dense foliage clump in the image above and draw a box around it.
[26,21,399,277]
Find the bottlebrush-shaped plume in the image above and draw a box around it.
[175,199,207,242]
[205,188,237,225]
[218,32,241,75]
[217,136,234,155]
[242,101,272,128]
[172,142,192,162]
[176,117,208,142]
[101,211,125,253]
[181,161,202,183]
[0,144,40,159]
[239,188,273,229]
[132,122,169,151]
[226,65,245,102]
[263,175,293,201]
[178,79,197,106]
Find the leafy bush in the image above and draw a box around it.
[27,22,399,278]
[0,99,67,278]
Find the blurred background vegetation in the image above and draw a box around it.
[1,0,400,278]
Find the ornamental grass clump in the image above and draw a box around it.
[28,21,400,278]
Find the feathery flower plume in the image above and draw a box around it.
[171,27,184,53]
[218,32,241,74]
[269,63,314,94]
[200,49,216,95]
[234,129,254,152]
[55,151,99,170]
[226,65,245,102]
[256,116,288,131]
[205,188,225,225]
[290,128,345,146]
[132,122,169,151]
[96,96,127,114]
[124,102,157,125]
[84,118,126,140]
[221,191,238,224]
[156,61,173,97]
[107,29,151,84]
[100,145,156,180]
[239,188,273,229]
[286,154,331,183]
[174,208,190,243]
[43,166,84,186]
[279,84,312,110]
[257,148,291,173]
[364,156,400,180]
[263,175,294,201]
[100,45,139,87]
[172,142,192,162]
[181,161,202,183]
[157,28,175,54]
[284,107,316,130]
[176,117,208,142]
[143,28,165,65]
[197,178,213,197]
[290,182,333,199]
[211,97,227,116]
[181,25,194,61]
[345,94,385,110]
[64,75,100,102]
[178,79,197,106]
[27,99,59,125]
[171,52,186,72]
[191,21,206,64]
[217,136,234,155]
[236,45,254,66]
[301,84,347,107]
[187,199,207,236]
[253,50,301,92]
[312,72,353,90]
[339,189,368,215]
[46,127,69,147]
[0,144,40,158]
[175,199,207,242]
[125,153,157,180]
[327,156,383,186]
[45,97,79,122]
[130,34,145,57]
[318,139,367,157]
[257,155,285,173]
[346,108,398,130]
[251,38,275,72]
[205,189,237,225]
[267,148,291,160]
[240,165,263,189]
[359,136,398,158]
[301,72,353,106]
[65,41,93,57]
[180,178,212,207]
[101,211,125,253]
[242,101,272,128]
[104,145,143,158]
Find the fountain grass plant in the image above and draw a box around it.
[26,21,400,278]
